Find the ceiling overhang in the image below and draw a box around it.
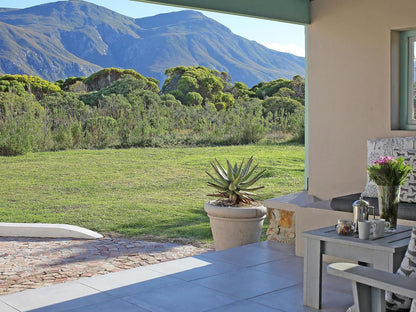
[131,0,310,24]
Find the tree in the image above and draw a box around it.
[230,82,252,99]
[275,87,295,98]
[291,75,305,99]
[251,78,291,99]
[262,96,303,117]
[185,92,203,106]
[56,76,86,92]
[162,66,234,109]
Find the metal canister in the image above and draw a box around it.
[352,197,374,232]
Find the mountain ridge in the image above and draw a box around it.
[0,0,304,86]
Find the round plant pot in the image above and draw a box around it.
[204,202,267,251]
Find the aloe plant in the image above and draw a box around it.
[206,156,265,205]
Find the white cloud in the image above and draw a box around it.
[263,42,305,57]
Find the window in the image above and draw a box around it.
[400,30,416,130]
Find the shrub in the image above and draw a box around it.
[262,96,303,118]
[185,92,203,106]
[0,92,46,156]
[251,78,291,99]
[84,116,119,148]
[0,74,61,100]
[288,108,305,143]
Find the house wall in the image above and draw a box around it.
[307,0,416,199]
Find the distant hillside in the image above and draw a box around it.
[0,0,305,86]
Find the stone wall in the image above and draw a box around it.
[266,208,295,245]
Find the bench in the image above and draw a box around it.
[328,262,416,312]
[331,193,416,221]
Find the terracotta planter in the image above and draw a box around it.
[204,202,267,251]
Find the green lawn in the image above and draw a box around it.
[0,143,304,243]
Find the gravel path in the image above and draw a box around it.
[0,236,212,295]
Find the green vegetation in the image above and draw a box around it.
[0,67,305,156]
[0,74,61,100]
[0,144,304,242]
[206,156,265,205]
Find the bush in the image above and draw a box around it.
[288,108,305,143]
[262,96,303,118]
[84,116,119,148]
[251,78,291,99]
[185,92,203,106]
[0,68,305,155]
[0,74,61,100]
[0,92,46,156]
[41,92,92,150]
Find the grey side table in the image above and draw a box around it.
[303,225,412,309]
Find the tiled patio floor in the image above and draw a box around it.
[0,241,353,312]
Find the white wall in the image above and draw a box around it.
[307,0,416,199]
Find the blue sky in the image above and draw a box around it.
[1,0,305,57]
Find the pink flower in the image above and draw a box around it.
[371,156,396,165]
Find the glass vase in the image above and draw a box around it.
[377,185,400,231]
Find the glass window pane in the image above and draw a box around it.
[408,37,416,123]
[413,40,416,120]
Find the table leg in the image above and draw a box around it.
[303,237,322,309]
[371,253,394,273]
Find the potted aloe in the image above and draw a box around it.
[204,156,267,251]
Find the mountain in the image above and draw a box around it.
[0,0,305,86]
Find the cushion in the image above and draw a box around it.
[330,193,378,212]
[394,150,416,203]
[330,193,416,221]
[386,228,416,312]
[362,137,416,198]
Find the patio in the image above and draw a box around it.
[0,241,353,312]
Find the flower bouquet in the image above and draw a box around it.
[367,156,412,229]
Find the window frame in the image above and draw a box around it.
[400,30,416,130]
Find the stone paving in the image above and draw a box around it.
[0,236,212,295]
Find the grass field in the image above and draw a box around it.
[0,143,304,243]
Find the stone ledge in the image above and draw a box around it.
[264,192,353,257]
[0,223,103,239]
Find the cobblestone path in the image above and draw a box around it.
[0,236,212,295]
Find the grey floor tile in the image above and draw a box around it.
[78,266,169,293]
[254,241,296,255]
[124,280,237,312]
[323,269,354,294]
[319,289,354,312]
[0,301,19,312]
[147,256,212,274]
[98,274,180,298]
[66,298,150,312]
[205,300,282,312]
[1,281,112,312]
[250,285,315,312]
[193,267,298,300]
[149,255,242,281]
[199,244,292,267]
[251,255,304,283]
[250,284,353,312]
